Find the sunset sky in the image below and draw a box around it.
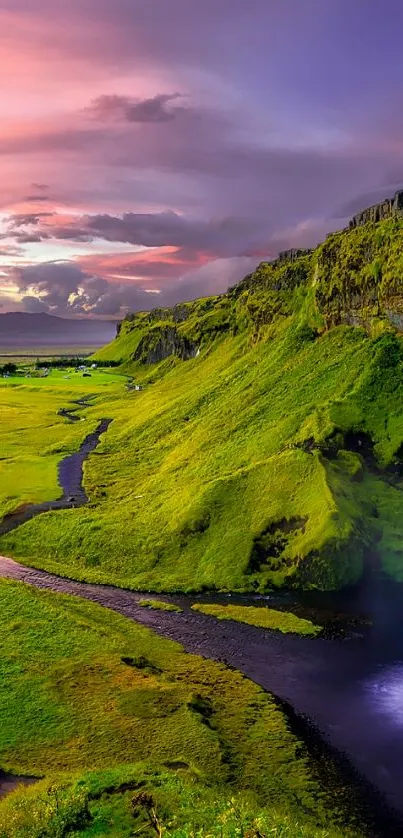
[1,0,403,318]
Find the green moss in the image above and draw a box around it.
[0,579,317,797]
[139,599,183,612]
[191,603,321,635]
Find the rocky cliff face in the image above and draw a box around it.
[348,189,403,229]
[110,191,403,362]
[132,325,198,364]
[314,215,403,332]
[276,247,313,263]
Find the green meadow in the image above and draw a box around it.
[0,368,125,519]
[4,218,403,591]
[0,579,358,837]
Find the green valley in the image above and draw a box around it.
[3,213,403,592]
[3,199,403,837]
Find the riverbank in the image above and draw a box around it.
[1,554,403,834]
[0,574,366,838]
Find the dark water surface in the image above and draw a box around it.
[0,770,38,799]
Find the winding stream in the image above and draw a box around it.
[0,417,111,536]
[3,413,403,831]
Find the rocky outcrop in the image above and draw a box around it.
[132,326,198,364]
[348,190,403,229]
[276,248,313,263]
[145,305,193,324]
[115,190,403,356]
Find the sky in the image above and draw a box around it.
[1,0,403,318]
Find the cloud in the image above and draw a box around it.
[57,210,260,255]
[21,294,48,313]
[10,252,257,317]
[0,245,24,257]
[12,261,153,316]
[24,194,51,202]
[88,92,184,123]
[9,212,54,228]
[15,233,48,244]
[4,0,403,320]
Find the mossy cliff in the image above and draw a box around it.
[6,196,403,592]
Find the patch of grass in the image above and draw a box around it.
[0,763,361,838]
[0,580,362,836]
[139,599,183,612]
[191,603,321,635]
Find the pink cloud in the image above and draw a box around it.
[2,1,403,318]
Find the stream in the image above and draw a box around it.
[0,418,112,536]
[2,413,403,832]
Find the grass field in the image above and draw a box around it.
[0,579,358,837]
[0,368,125,518]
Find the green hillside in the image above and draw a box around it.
[4,214,403,591]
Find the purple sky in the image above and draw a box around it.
[1,0,403,317]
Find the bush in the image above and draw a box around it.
[0,780,90,838]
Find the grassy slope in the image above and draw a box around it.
[3,219,403,590]
[4,321,403,592]
[191,604,321,635]
[0,580,357,837]
[0,769,357,838]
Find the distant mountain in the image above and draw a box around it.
[0,312,117,348]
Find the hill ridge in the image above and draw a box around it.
[0,311,117,347]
